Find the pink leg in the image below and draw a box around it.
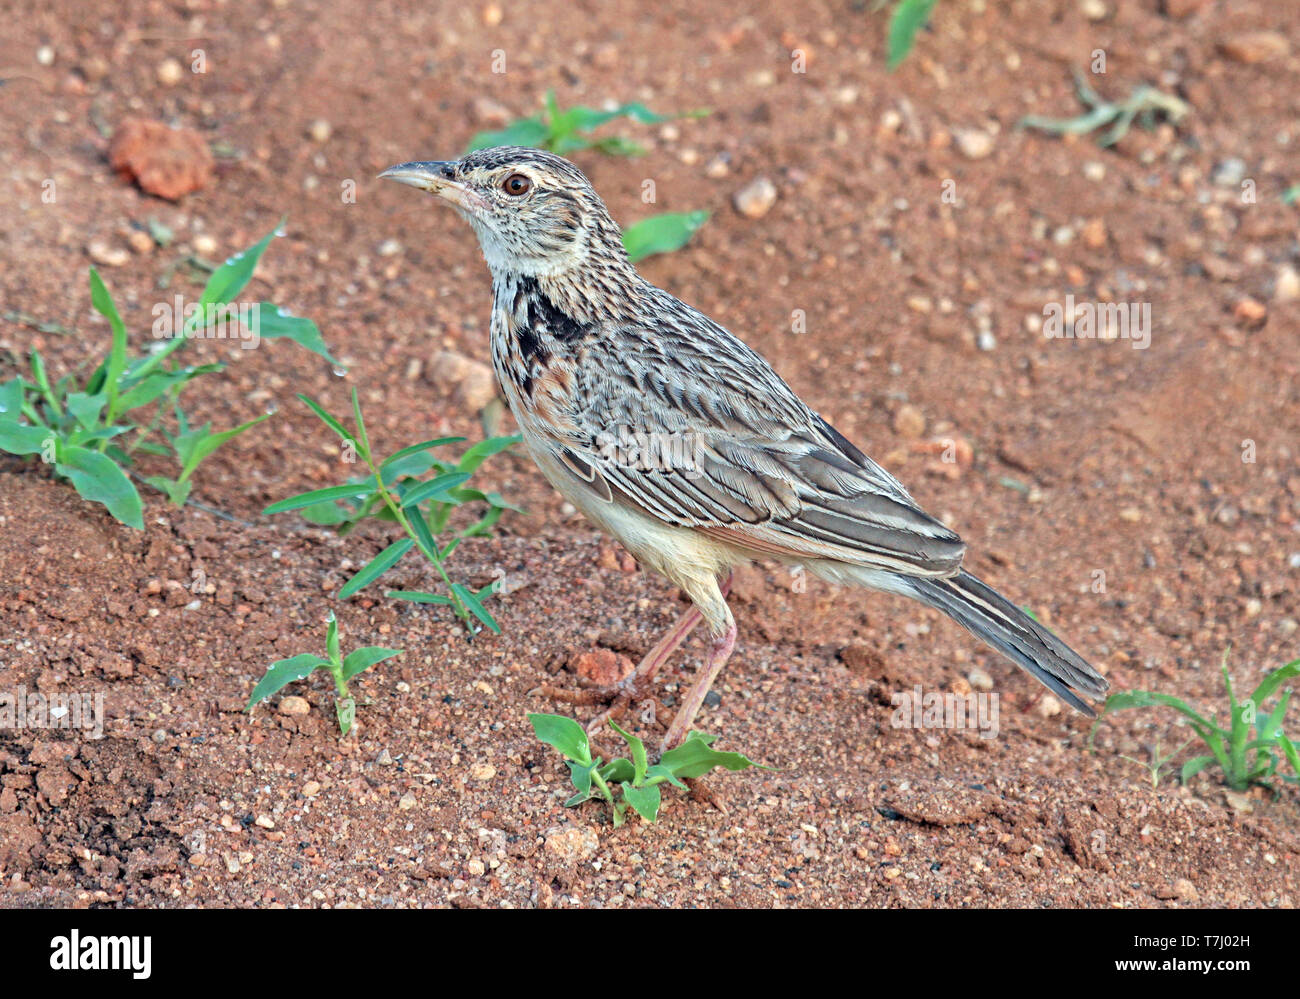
[661,619,737,754]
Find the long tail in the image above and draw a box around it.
[905,570,1108,714]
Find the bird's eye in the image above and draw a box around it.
[502,173,532,196]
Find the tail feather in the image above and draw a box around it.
[906,570,1107,715]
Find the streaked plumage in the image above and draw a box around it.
[381,147,1108,749]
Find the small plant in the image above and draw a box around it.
[886,0,939,70]
[246,612,401,736]
[1019,70,1191,148]
[1092,654,1299,791]
[1119,736,1193,790]
[264,389,520,634]
[467,90,705,157]
[0,223,336,527]
[528,713,768,826]
[623,210,710,263]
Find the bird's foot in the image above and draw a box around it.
[539,673,658,740]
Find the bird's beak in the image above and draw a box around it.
[378,160,486,212]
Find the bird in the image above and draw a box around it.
[380,146,1108,753]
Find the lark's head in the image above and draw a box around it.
[380,146,627,279]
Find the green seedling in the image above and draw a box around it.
[0,223,337,527]
[265,389,520,634]
[623,210,710,263]
[528,713,769,826]
[1019,70,1191,147]
[1119,736,1193,790]
[885,0,939,70]
[1283,184,1300,206]
[246,611,401,736]
[467,89,706,157]
[1091,653,1299,791]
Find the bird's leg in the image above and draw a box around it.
[660,619,737,754]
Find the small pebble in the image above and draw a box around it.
[278,696,311,717]
[1210,158,1247,187]
[87,239,129,267]
[1273,265,1300,303]
[953,128,995,160]
[967,668,994,691]
[307,118,332,143]
[893,404,926,439]
[156,58,184,86]
[733,177,778,218]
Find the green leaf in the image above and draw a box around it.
[1278,733,1300,781]
[387,590,454,605]
[644,763,688,790]
[246,653,328,709]
[199,224,281,307]
[0,420,52,456]
[251,303,339,364]
[326,611,341,664]
[404,504,440,558]
[297,394,358,448]
[65,392,107,431]
[0,378,24,419]
[600,758,635,783]
[115,365,223,414]
[337,537,414,599]
[89,268,129,420]
[456,434,521,473]
[30,350,61,418]
[466,116,551,153]
[528,713,592,766]
[621,781,662,822]
[887,0,938,71]
[341,646,403,682]
[336,696,356,737]
[263,483,378,515]
[349,387,370,457]
[658,731,769,780]
[400,471,473,508]
[55,445,144,528]
[1248,658,1300,711]
[565,758,601,804]
[381,437,467,469]
[143,474,191,506]
[609,720,648,785]
[175,412,271,484]
[450,582,501,634]
[1099,690,1222,736]
[622,211,709,263]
